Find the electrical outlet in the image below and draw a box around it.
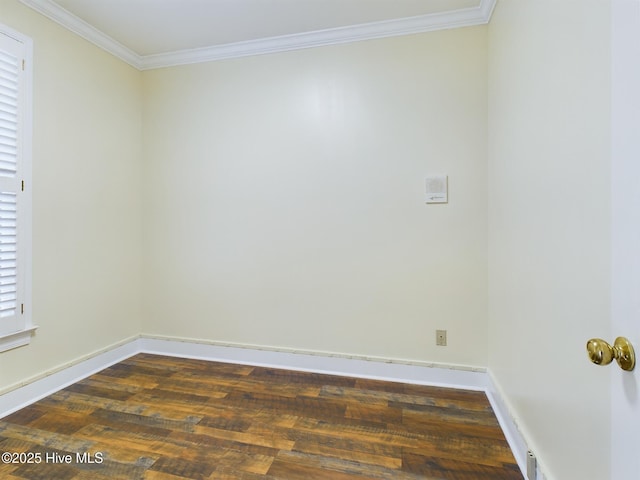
[436,330,447,346]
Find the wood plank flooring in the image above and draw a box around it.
[0,353,523,479]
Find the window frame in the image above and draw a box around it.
[0,24,34,353]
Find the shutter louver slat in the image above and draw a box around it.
[0,114,17,125]
[0,100,17,114]
[0,106,17,118]
[0,69,17,83]
[0,129,17,138]
[0,97,18,111]
[0,140,17,151]
[0,79,17,93]
[0,126,17,138]
[0,91,16,101]
[0,53,18,72]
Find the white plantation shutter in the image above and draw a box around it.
[0,192,17,319]
[0,41,19,325]
[0,45,19,177]
[0,26,33,351]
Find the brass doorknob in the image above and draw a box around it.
[586,337,635,371]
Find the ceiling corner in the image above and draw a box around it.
[18,0,142,69]
[480,0,497,23]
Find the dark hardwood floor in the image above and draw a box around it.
[0,353,522,479]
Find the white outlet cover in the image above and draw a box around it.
[425,175,448,203]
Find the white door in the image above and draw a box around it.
[611,0,640,478]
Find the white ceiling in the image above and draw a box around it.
[50,0,480,56]
[19,0,495,69]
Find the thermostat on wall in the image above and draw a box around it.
[425,175,448,204]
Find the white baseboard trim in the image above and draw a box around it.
[0,336,140,418]
[485,375,529,478]
[0,335,532,480]
[485,371,548,480]
[138,336,488,390]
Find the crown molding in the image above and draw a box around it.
[19,0,496,71]
[18,0,142,68]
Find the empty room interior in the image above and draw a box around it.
[0,0,633,479]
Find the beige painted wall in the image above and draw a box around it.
[487,1,611,478]
[142,27,489,366]
[0,1,143,391]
